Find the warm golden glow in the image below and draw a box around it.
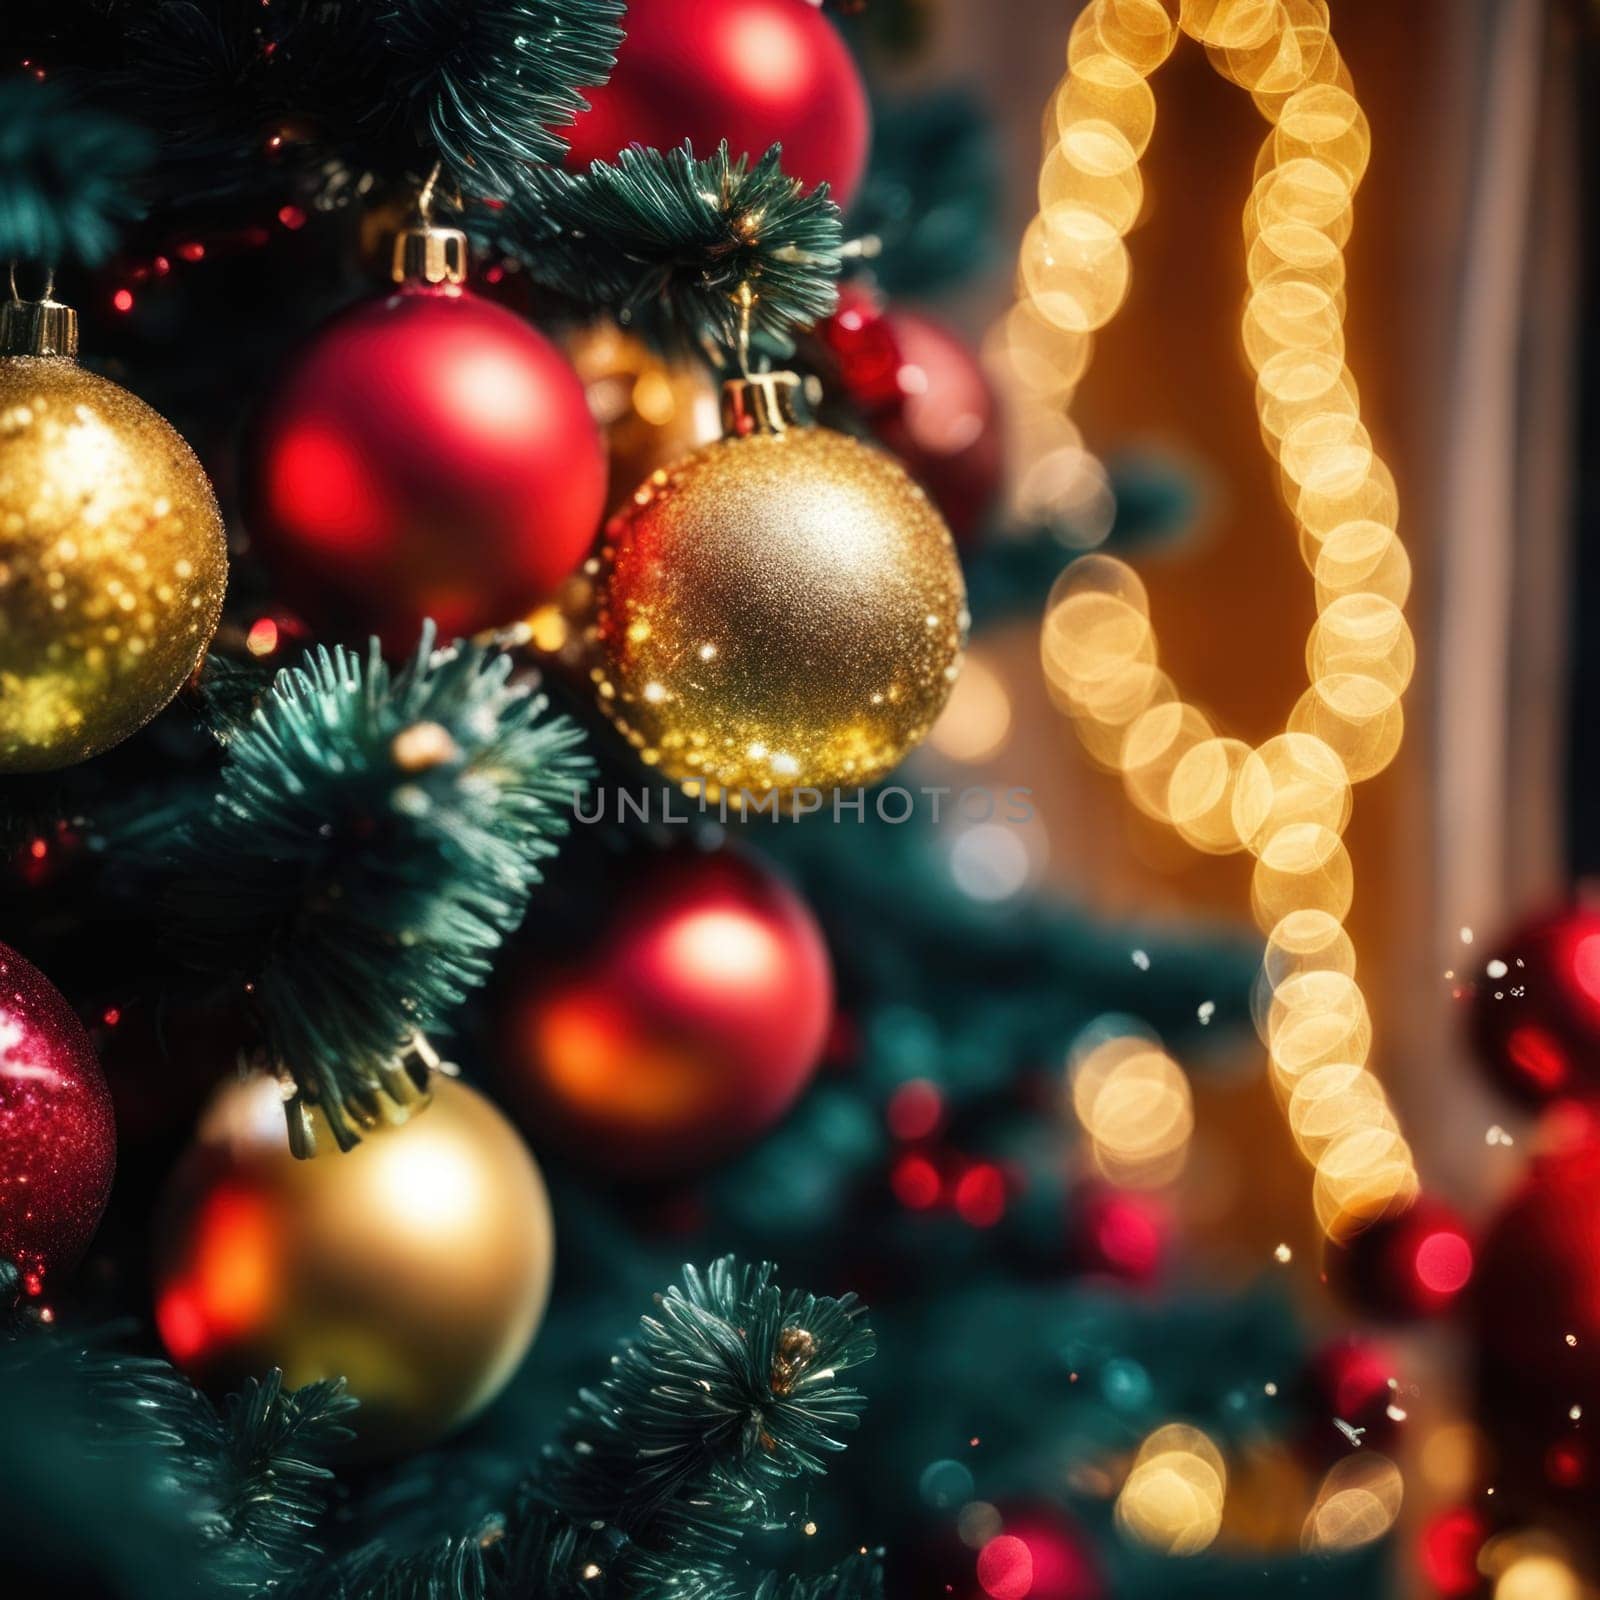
[1115,1423,1227,1556]
[1069,1033,1194,1188]
[1019,0,1417,1243]
[1301,1454,1403,1552]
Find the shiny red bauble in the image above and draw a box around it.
[499,850,833,1178]
[1465,904,1600,1105]
[565,0,871,206]
[1327,1195,1475,1321]
[819,287,1003,543]
[245,283,606,645]
[0,942,116,1297]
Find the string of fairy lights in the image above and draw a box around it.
[995,0,1419,1561]
[1015,0,1417,1240]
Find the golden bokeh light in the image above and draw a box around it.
[1116,1423,1227,1556]
[929,652,1014,764]
[1069,1032,1195,1188]
[1301,1454,1403,1553]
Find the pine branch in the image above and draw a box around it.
[0,1315,352,1596]
[630,1550,885,1600]
[380,0,624,198]
[543,1259,874,1551]
[0,76,150,265]
[153,624,591,1153]
[493,145,843,349]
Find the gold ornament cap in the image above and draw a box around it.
[390,222,469,287]
[1,294,79,358]
[720,370,807,437]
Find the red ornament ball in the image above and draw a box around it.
[0,942,116,1297]
[246,282,605,645]
[1327,1195,1475,1321]
[820,286,1003,544]
[565,0,871,206]
[500,849,833,1177]
[1465,904,1600,1104]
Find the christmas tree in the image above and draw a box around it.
[2,3,1587,1598]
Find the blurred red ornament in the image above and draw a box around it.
[974,1509,1101,1600]
[1419,1506,1487,1598]
[0,942,116,1297]
[819,285,1003,543]
[1465,905,1600,1105]
[245,283,605,646]
[1300,1335,1401,1460]
[499,850,833,1177]
[1472,1126,1600,1543]
[565,0,871,206]
[1071,1185,1168,1283]
[1328,1196,1474,1320]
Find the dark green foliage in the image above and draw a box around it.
[156,625,591,1151]
[0,77,150,264]
[379,0,624,197]
[495,144,843,349]
[846,91,1001,297]
[1,1260,871,1600]
[0,1307,353,1598]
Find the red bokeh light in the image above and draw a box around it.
[1507,1024,1568,1092]
[891,1153,941,1211]
[1414,1228,1474,1297]
[1418,1506,1485,1598]
[977,1535,1033,1600]
[887,1078,944,1141]
[954,1163,1006,1228]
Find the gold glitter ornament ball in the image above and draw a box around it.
[1,301,227,773]
[590,374,968,796]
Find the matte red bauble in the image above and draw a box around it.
[0,942,116,1297]
[246,274,605,645]
[565,0,871,206]
[501,850,833,1177]
[821,287,1003,543]
[1465,904,1600,1105]
[1327,1195,1474,1321]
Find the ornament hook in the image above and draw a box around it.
[2,260,77,358]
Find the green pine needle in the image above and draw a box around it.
[0,78,151,266]
[164,624,591,1152]
[380,0,624,197]
[494,144,843,349]
[546,1259,874,1544]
